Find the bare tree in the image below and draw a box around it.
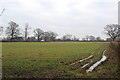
[82,38,86,41]
[34,28,44,41]
[89,36,95,41]
[0,9,5,16]
[104,24,119,41]
[42,32,49,42]
[24,23,30,41]
[62,34,72,41]
[72,36,79,41]
[0,26,3,35]
[96,37,101,41]
[106,38,112,42]
[6,21,20,40]
[42,31,58,42]
[48,31,58,41]
[85,35,89,41]
[0,9,5,36]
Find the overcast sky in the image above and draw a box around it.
[0,0,119,39]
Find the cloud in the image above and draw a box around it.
[0,0,119,39]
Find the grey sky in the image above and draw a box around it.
[0,0,119,40]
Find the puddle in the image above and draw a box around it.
[69,53,94,65]
[79,55,93,62]
[81,60,93,68]
[86,50,107,73]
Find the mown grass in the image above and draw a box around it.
[2,42,109,78]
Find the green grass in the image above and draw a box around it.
[2,42,109,78]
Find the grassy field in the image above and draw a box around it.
[2,42,110,78]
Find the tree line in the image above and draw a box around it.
[1,21,58,42]
[0,21,120,42]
